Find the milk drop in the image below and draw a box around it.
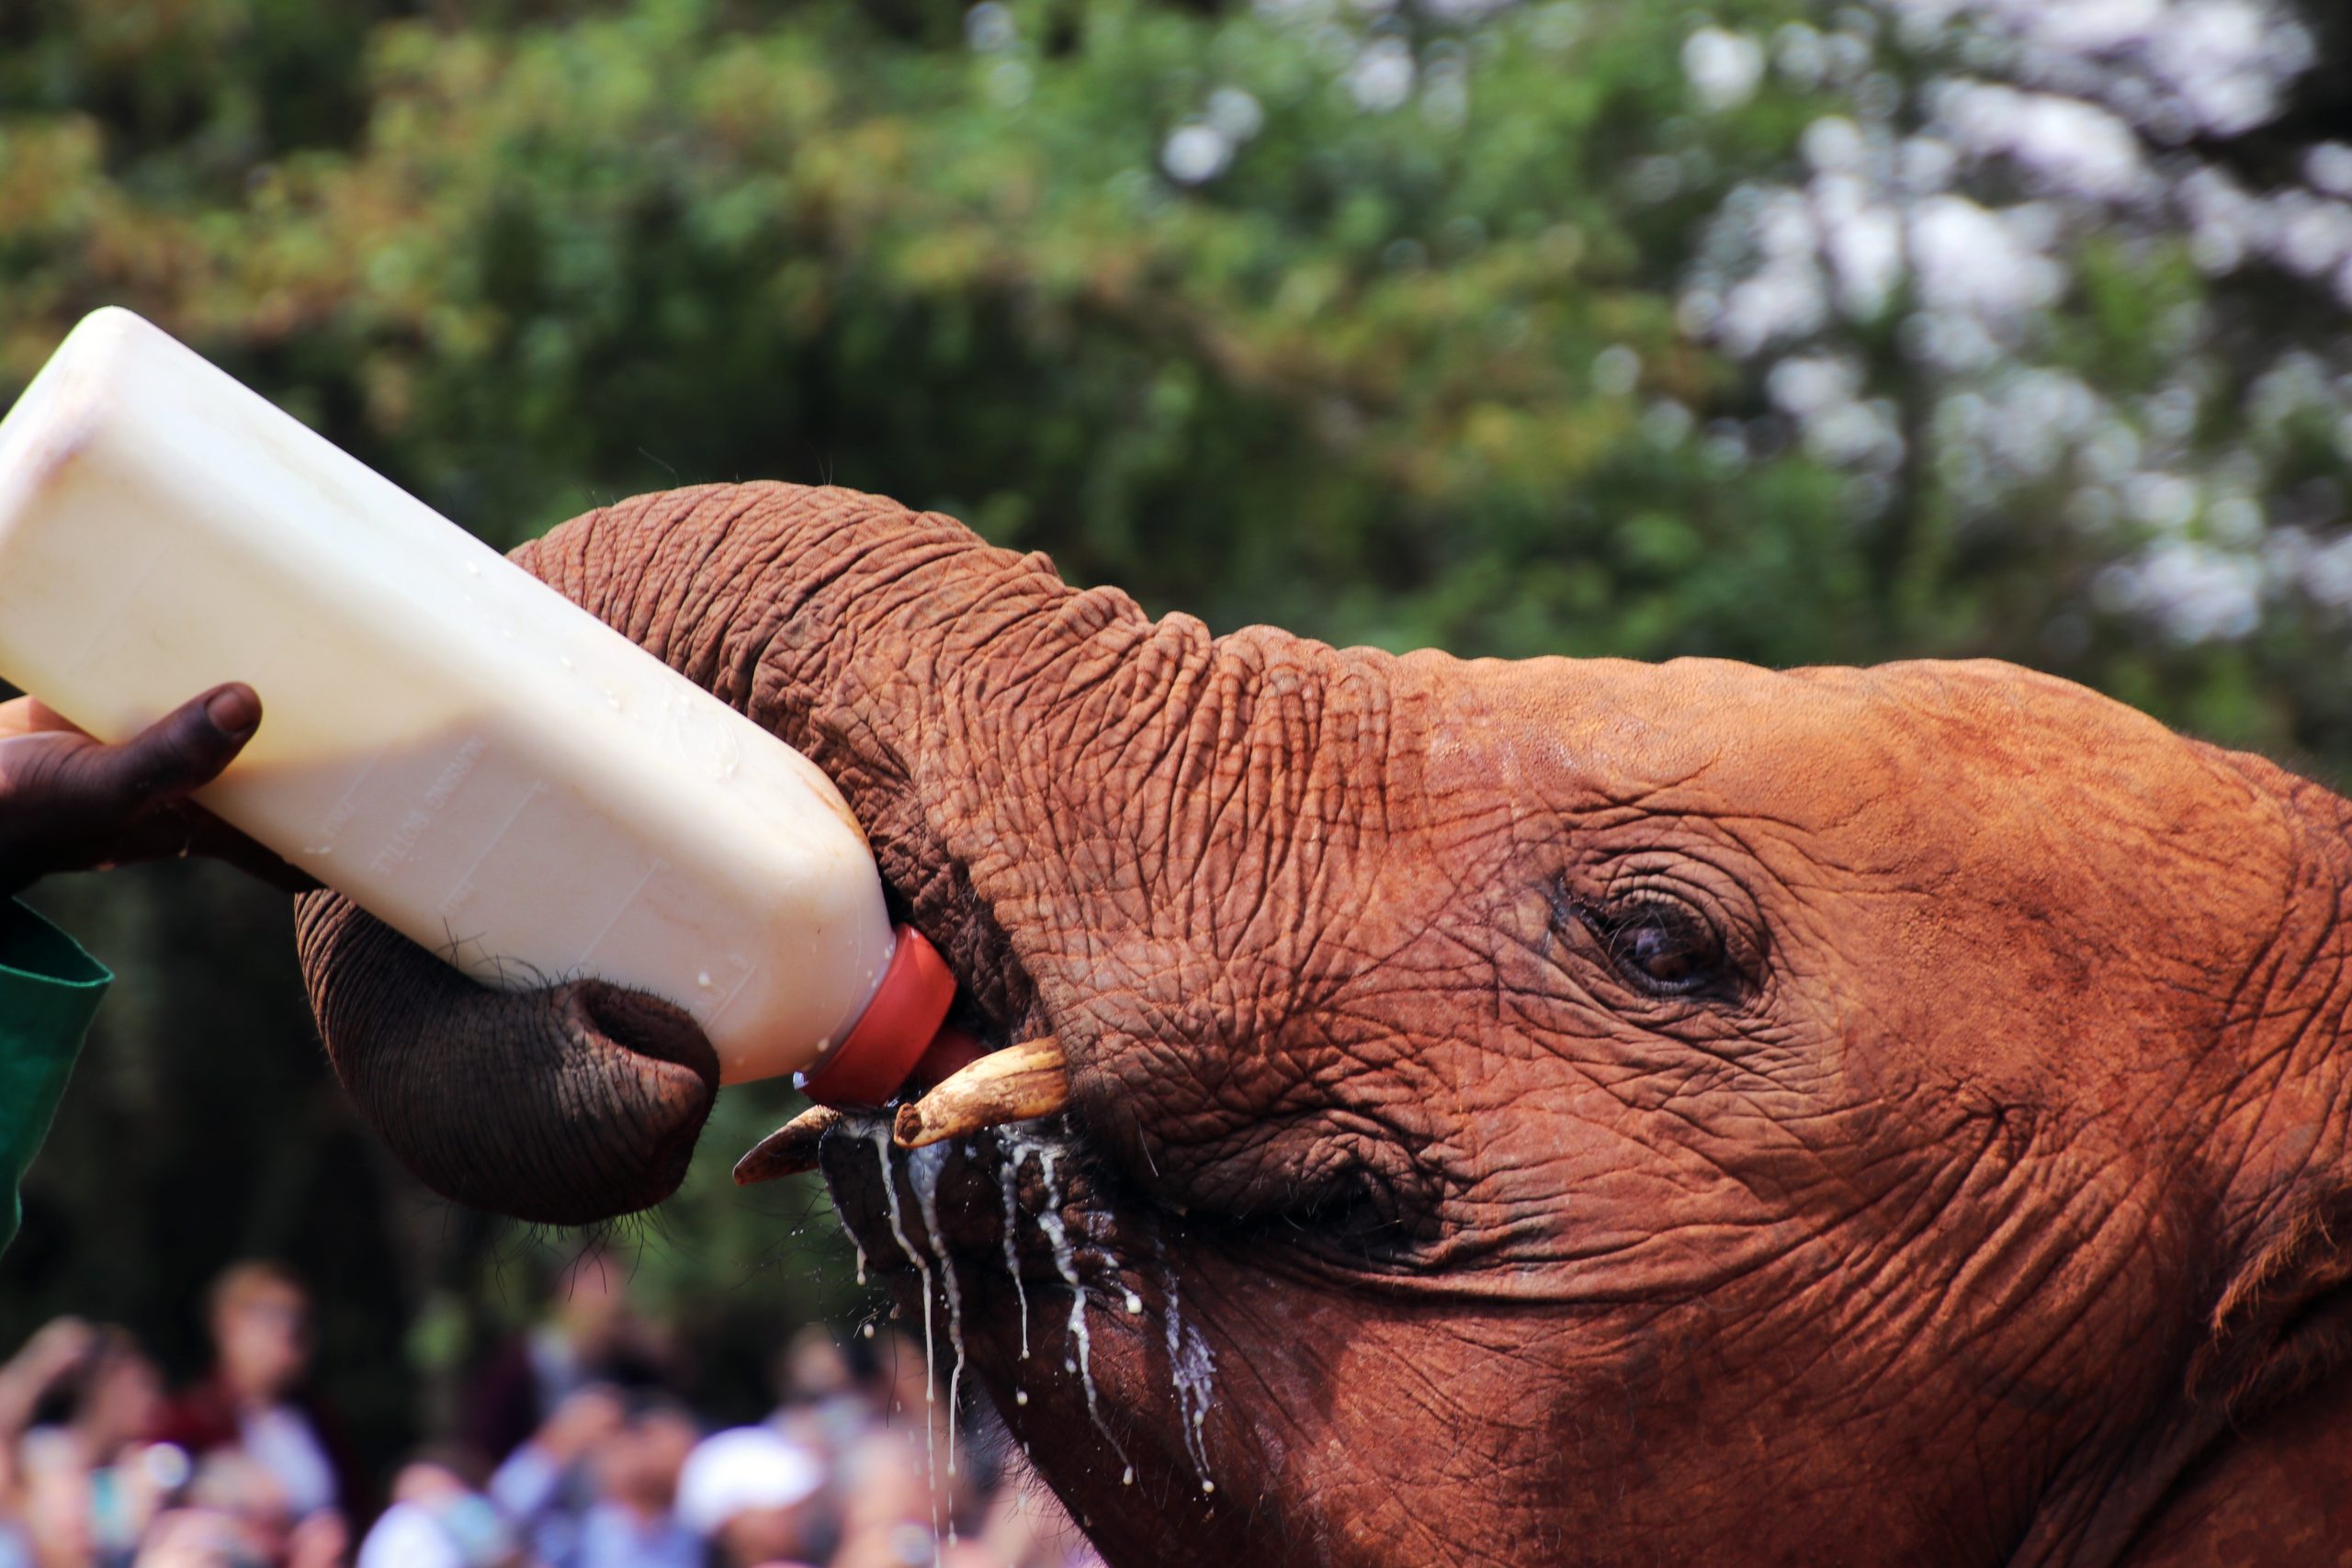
[865,1124,944,1552]
[1159,1245,1218,1494]
[1000,1141,1033,1358]
[908,1143,967,1476]
[866,1135,935,1393]
[1036,1149,1129,1475]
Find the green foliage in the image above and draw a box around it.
[0,0,1926,670]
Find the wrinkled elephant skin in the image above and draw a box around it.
[298,484,2352,1567]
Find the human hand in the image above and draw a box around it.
[0,685,311,897]
[6,1315,96,1386]
[283,1507,349,1568]
[831,1523,957,1568]
[0,1316,96,1436]
[130,1508,263,1568]
[533,1385,628,1466]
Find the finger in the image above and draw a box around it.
[72,804,197,868]
[81,684,262,812]
[20,699,79,736]
[179,808,321,893]
[0,698,88,739]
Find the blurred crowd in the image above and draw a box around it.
[0,1252,1099,1568]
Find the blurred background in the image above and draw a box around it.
[5,0,2352,1560]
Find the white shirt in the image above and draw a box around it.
[357,1503,467,1568]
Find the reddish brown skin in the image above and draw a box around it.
[297,483,2352,1567]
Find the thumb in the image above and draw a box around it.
[79,684,263,811]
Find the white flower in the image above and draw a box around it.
[1207,88,1265,142]
[1347,39,1416,113]
[1161,124,1234,185]
[1683,28,1767,113]
[964,2,1016,53]
[1591,345,1642,397]
[2098,539,2263,643]
[1932,82,2150,201]
[1909,194,2064,319]
[1768,355,1862,418]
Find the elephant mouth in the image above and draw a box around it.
[815,1111,1225,1506]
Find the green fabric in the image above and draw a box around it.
[0,900,107,1257]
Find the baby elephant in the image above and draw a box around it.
[301,483,2352,1567]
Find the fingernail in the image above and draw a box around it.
[206,687,261,739]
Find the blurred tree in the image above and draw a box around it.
[4,0,2352,1473]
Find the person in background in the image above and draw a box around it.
[156,1264,361,1533]
[837,1330,990,1550]
[761,1325,869,1560]
[0,1318,106,1568]
[461,1247,672,1468]
[17,1325,173,1566]
[492,1392,697,1568]
[570,1401,698,1568]
[825,1427,944,1568]
[355,1452,523,1568]
[189,1451,342,1568]
[673,1427,824,1568]
[0,685,300,1262]
[125,1507,271,1568]
[0,1317,197,1568]
[131,1451,345,1568]
[484,1385,624,1566]
[766,1328,866,1482]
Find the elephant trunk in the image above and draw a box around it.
[298,482,1153,1222]
[296,893,720,1224]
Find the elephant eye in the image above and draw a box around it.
[1306,1168,1399,1245]
[1582,896,1726,998]
[1280,1159,1434,1270]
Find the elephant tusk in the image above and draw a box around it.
[893,1037,1069,1149]
[734,1103,846,1185]
[736,1039,1069,1178]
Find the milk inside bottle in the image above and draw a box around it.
[0,307,954,1099]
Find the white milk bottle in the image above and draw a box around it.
[0,307,954,1102]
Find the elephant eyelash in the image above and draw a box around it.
[1272,1159,1440,1271]
[1298,1168,1400,1239]
[1554,886,1745,1005]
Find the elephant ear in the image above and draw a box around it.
[2191,1179,2352,1416]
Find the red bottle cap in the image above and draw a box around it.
[798,925,958,1109]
